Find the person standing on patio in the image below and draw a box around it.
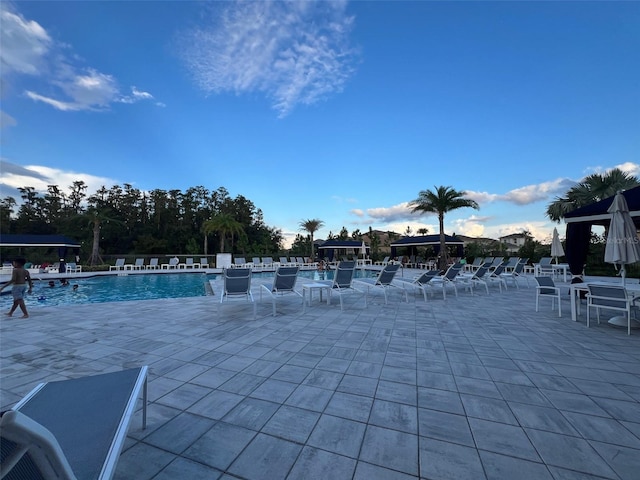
[0,258,33,318]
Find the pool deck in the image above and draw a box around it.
[1,269,639,479]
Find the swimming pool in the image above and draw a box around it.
[0,269,379,308]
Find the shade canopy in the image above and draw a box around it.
[318,240,368,261]
[390,234,464,258]
[0,234,80,248]
[564,186,640,278]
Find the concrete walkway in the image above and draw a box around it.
[1,273,639,479]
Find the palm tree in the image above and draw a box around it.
[546,168,639,222]
[410,186,479,270]
[299,218,324,261]
[203,213,245,253]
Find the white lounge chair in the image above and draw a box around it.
[125,258,145,270]
[199,258,209,269]
[220,268,255,318]
[109,258,125,271]
[354,263,402,306]
[146,258,160,270]
[260,266,302,316]
[394,269,440,301]
[317,260,360,311]
[161,257,179,270]
[0,367,148,480]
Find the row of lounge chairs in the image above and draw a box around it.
[231,257,317,269]
[109,257,210,271]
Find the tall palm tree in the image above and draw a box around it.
[299,218,324,261]
[410,186,479,270]
[203,213,245,253]
[546,168,639,222]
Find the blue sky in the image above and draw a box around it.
[1,1,639,247]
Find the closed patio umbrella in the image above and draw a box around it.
[604,191,640,285]
[604,191,640,327]
[551,227,565,264]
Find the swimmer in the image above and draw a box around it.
[48,281,56,288]
[73,284,78,291]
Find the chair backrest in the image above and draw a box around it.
[279,257,288,264]
[185,258,194,265]
[223,268,252,297]
[333,261,357,288]
[0,410,77,480]
[169,257,179,266]
[200,258,208,265]
[271,267,299,293]
[539,257,552,266]
[490,257,504,267]
[512,262,525,274]
[443,265,461,280]
[416,270,440,285]
[491,265,505,276]
[235,257,246,265]
[473,266,489,280]
[135,258,144,267]
[587,284,628,308]
[481,257,494,266]
[535,276,556,294]
[262,257,274,265]
[381,256,390,263]
[470,257,483,267]
[149,258,159,266]
[115,258,125,267]
[296,257,304,264]
[504,257,519,268]
[376,263,401,286]
[252,257,261,265]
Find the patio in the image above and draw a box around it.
[1,272,639,480]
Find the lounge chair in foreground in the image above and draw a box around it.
[354,263,402,306]
[317,260,360,311]
[220,268,255,318]
[394,269,440,301]
[260,266,302,316]
[0,366,148,480]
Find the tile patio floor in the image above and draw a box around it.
[1,271,639,479]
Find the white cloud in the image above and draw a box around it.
[1,3,158,112]
[180,0,358,117]
[466,177,576,206]
[0,5,51,76]
[0,160,120,199]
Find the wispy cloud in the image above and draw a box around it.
[0,159,120,200]
[179,0,358,117]
[465,178,577,206]
[0,3,159,113]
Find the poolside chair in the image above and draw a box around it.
[537,257,554,276]
[317,260,360,311]
[354,263,402,306]
[220,268,255,318]
[65,262,82,273]
[500,261,530,288]
[464,257,484,272]
[162,257,179,270]
[252,257,263,270]
[430,264,462,299]
[502,257,520,272]
[535,276,562,317]
[0,366,148,480]
[181,258,198,269]
[586,284,634,335]
[199,258,209,269]
[261,257,275,270]
[484,264,508,292]
[109,258,125,271]
[233,257,248,268]
[146,258,160,270]
[394,269,440,301]
[487,257,504,271]
[260,266,302,316]
[374,256,390,266]
[125,258,145,270]
[460,265,491,295]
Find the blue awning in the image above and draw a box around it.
[0,234,81,248]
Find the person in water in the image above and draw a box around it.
[0,258,33,318]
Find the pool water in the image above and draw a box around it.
[0,269,379,308]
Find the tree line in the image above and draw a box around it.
[1,182,284,265]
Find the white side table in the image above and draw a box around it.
[302,283,331,312]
